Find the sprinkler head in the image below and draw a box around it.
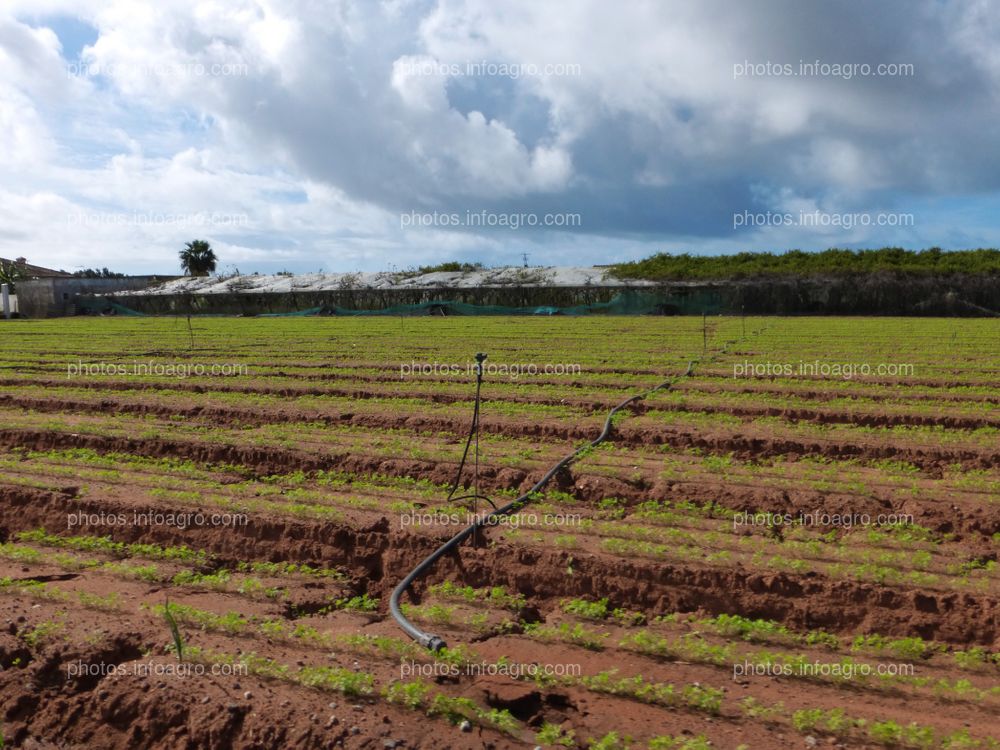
[474,352,487,377]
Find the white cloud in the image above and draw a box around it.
[1,0,1000,273]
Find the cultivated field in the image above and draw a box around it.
[0,316,998,749]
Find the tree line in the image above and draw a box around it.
[610,248,1000,281]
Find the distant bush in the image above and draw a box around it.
[610,248,1000,281]
[417,262,484,274]
[72,267,127,279]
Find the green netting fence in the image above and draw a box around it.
[259,293,685,317]
[76,289,724,317]
[76,299,148,316]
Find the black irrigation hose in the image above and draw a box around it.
[445,353,487,502]
[447,493,499,511]
[390,358,699,651]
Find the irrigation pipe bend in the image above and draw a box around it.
[389,359,698,652]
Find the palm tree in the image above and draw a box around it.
[179,240,218,277]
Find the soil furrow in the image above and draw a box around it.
[1,484,997,648]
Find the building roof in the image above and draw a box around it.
[0,257,73,278]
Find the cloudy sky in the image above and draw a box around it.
[1,0,999,275]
